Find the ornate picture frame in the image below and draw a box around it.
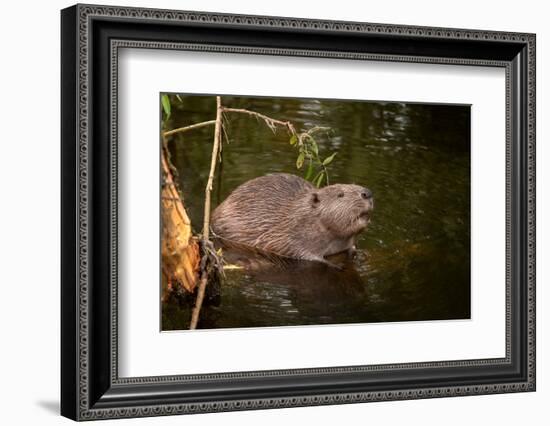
[61,4,535,420]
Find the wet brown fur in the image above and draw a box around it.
[211,173,373,264]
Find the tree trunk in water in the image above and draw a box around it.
[161,148,200,300]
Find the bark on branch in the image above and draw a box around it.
[163,120,216,138]
[189,96,223,330]
[221,107,297,135]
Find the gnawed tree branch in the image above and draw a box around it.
[161,144,200,298]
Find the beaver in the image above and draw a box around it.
[211,173,373,265]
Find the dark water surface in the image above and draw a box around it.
[162,95,471,330]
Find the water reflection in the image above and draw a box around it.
[162,95,471,330]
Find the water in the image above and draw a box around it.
[162,95,471,330]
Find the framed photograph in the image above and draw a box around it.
[61,4,536,421]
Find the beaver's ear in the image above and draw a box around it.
[311,192,320,207]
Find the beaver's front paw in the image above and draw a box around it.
[347,245,357,260]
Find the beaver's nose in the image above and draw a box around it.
[361,188,373,200]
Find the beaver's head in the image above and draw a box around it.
[310,183,374,238]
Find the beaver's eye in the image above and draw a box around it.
[338,193,344,198]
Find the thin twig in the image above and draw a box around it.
[190,96,223,330]
[189,277,208,329]
[202,97,222,240]
[221,107,296,136]
[163,120,216,137]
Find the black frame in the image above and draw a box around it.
[61,4,536,421]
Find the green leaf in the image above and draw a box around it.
[304,162,314,181]
[296,152,305,169]
[176,94,183,103]
[161,94,171,119]
[314,172,325,188]
[310,139,319,156]
[289,135,298,146]
[322,153,337,166]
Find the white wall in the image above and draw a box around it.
[0,0,546,424]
